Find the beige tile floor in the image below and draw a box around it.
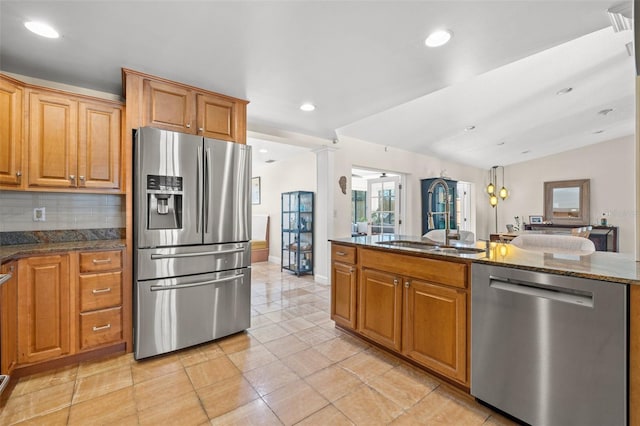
[0,262,518,425]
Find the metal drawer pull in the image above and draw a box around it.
[336,251,346,256]
[92,258,112,264]
[93,324,111,332]
[151,248,245,259]
[92,287,112,294]
[150,275,241,291]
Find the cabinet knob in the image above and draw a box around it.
[69,175,76,182]
[405,281,410,288]
[79,175,85,182]
[349,267,354,273]
[16,171,22,178]
[185,123,191,128]
[393,279,399,286]
[198,127,204,132]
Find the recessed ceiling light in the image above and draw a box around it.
[598,108,614,116]
[258,148,268,154]
[464,125,476,132]
[593,130,605,134]
[556,87,573,95]
[24,21,59,38]
[521,150,531,154]
[497,141,505,146]
[300,103,315,112]
[425,29,453,47]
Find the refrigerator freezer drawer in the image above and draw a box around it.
[136,243,250,281]
[134,268,251,360]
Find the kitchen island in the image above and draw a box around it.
[330,234,640,425]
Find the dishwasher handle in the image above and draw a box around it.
[489,275,594,308]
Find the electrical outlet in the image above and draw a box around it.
[33,207,46,222]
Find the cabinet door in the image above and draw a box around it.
[18,255,71,364]
[28,91,78,188]
[0,77,24,187]
[1,261,18,375]
[358,268,402,351]
[143,79,195,133]
[402,279,467,384]
[197,93,241,142]
[78,101,122,189]
[331,261,357,329]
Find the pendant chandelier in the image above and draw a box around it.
[486,165,508,207]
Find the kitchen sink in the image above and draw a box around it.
[375,240,485,254]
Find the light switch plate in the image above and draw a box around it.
[33,207,46,222]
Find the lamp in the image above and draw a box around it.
[487,166,508,233]
[499,166,508,200]
[486,166,508,207]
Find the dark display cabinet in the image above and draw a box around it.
[281,191,314,276]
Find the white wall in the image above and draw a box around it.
[330,136,490,240]
[499,135,636,254]
[252,151,317,264]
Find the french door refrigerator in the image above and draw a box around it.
[133,127,251,360]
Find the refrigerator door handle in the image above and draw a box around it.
[196,148,202,233]
[204,148,211,233]
[150,248,246,259]
[150,274,242,291]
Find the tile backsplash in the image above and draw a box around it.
[0,191,125,232]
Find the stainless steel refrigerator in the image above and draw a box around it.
[133,127,251,360]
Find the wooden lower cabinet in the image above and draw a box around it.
[402,278,467,383]
[358,268,402,352]
[1,261,18,374]
[17,255,71,364]
[78,250,124,351]
[331,262,357,329]
[12,249,125,371]
[331,243,470,387]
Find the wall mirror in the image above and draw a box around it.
[543,179,590,225]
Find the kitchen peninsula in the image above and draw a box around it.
[330,234,640,425]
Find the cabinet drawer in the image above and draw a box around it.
[79,307,122,350]
[79,271,122,312]
[79,250,122,272]
[332,244,357,264]
[360,248,468,289]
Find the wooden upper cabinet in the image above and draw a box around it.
[0,76,24,188]
[78,101,122,189]
[27,88,122,191]
[18,255,71,364]
[197,93,246,142]
[28,91,78,188]
[125,68,248,144]
[143,79,195,133]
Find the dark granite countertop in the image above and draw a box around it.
[0,239,126,264]
[331,234,640,285]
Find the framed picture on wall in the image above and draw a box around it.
[529,215,543,224]
[252,177,261,205]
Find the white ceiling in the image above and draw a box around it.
[0,1,634,169]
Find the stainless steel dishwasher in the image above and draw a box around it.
[471,263,627,426]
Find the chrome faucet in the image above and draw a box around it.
[427,178,455,246]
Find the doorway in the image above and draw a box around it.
[351,168,403,236]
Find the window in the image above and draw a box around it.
[352,190,366,223]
